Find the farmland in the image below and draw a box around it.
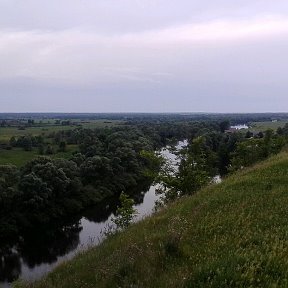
[0,118,124,166]
[0,145,78,166]
[249,120,288,132]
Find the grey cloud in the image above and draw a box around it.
[1,0,287,32]
[1,1,288,112]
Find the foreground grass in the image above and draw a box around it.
[15,152,288,287]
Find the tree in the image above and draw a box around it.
[230,138,265,171]
[21,157,71,198]
[38,144,45,155]
[177,137,213,195]
[276,127,283,136]
[46,145,54,155]
[156,136,213,203]
[27,119,34,125]
[0,165,19,189]
[80,156,113,185]
[112,192,137,230]
[245,131,254,138]
[58,141,67,152]
[22,136,33,151]
[9,136,17,147]
[19,172,52,211]
[219,120,230,133]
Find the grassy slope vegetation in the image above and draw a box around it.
[15,152,288,288]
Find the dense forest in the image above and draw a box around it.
[1,114,288,243]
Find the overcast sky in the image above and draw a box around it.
[0,0,288,112]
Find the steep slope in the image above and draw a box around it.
[15,152,288,288]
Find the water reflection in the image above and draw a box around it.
[0,247,21,283]
[0,184,157,286]
[19,223,82,268]
[82,198,118,223]
[0,223,82,284]
[0,199,114,285]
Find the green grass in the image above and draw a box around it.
[250,120,288,131]
[14,152,288,288]
[0,148,39,166]
[81,119,125,129]
[0,145,78,167]
[52,145,78,160]
[0,126,71,142]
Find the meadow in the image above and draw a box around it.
[249,120,288,131]
[0,145,78,166]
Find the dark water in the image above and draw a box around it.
[0,184,161,287]
[0,141,187,287]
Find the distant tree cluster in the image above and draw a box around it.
[9,135,44,151]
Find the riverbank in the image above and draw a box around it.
[15,151,288,287]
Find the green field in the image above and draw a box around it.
[0,149,39,166]
[0,126,73,142]
[0,145,78,166]
[250,120,288,131]
[0,119,125,166]
[0,119,125,142]
[15,151,288,287]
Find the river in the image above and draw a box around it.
[0,140,187,287]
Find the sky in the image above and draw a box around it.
[0,0,288,113]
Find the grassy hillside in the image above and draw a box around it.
[15,152,288,288]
